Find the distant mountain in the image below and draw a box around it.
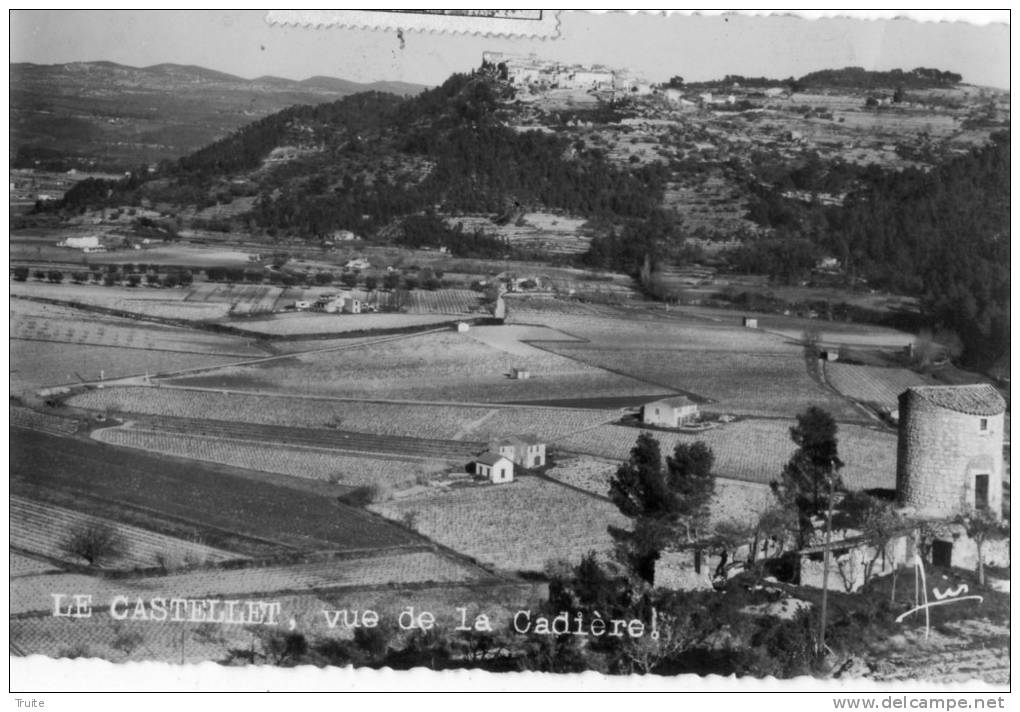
[9,61,427,171]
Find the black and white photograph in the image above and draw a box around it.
[8,9,1011,697]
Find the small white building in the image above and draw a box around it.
[494,436,547,469]
[510,367,531,380]
[341,296,362,314]
[642,396,699,428]
[475,452,514,484]
[456,322,470,333]
[344,258,371,271]
[58,235,102,250]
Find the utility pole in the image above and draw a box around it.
[817,459,836,658]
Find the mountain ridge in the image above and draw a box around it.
[10,60,428,171]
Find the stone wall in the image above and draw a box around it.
[896,391,1004,518]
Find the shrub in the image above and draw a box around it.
[62,522,125,567]
[341,483,392,506]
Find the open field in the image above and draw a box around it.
[11,429,417,553]
[825,363,935,409]
[11,495,243,570]
[10,406,81,435]
[370,477,628,573]
[512,310,804,353]
[555,419,897,491]
[11,280,233,321]
[540,344,861,419]
[11,297,261,355]
[67,386,616,442]
[166,329,665,403]
[10,550,490,617]
[11,340,245,395]
[96,414,481,463]
[229,312,463,336]
[94,427,449,489]
[10,552,61,577]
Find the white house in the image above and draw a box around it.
[58,235,101,250]
[344,258,371,271]
[475,452,514,484]
[642,396,699,428]
[341,296,362,314]
[494,436,547,468]
[456,322,470,333]
[509,367,531,380]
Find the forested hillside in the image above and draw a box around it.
[55,69,1008,368]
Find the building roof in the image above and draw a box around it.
[476,452,512,467]
[645,396,697,409]
[905,384,1006,416]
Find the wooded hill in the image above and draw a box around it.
[55,69,1008,368]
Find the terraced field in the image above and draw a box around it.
[10,406,80,435]
[405,289,482,314]
[540,345,861,420]
[12,429,417,553]
[10,280,232,321]
[94,427,444,488]
[97,415,482,461]
[370,478,628,573]
[445,212,592,255]
[555,420,897,491]
[517,312,803,352]
[10,496,244,570]
[825,363,934,409]
[68,386,616,441]
[11,298,258,355]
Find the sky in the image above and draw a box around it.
[9,10,1011,90]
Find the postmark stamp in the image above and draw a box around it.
[266,9,562,39]
[8,8,1010,697]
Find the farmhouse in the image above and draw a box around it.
[509,367,531,380]
[742,316,758,329]
[58,235,102,250]
[474,452,514,484]
[310,293,358,314]
[642,396,699,427]
[494,436,547,468]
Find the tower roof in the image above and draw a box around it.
[904,384,1006,416]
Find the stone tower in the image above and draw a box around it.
[896,384,1006,519]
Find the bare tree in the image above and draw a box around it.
[955,508,1008,586]
[62,522,125,567]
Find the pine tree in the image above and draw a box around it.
[608,432,716,584]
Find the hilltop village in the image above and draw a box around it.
[9,52,1010,679]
